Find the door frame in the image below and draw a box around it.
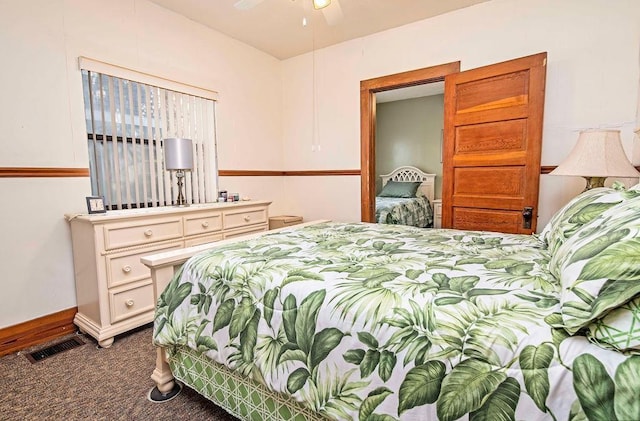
[360,61,461,222]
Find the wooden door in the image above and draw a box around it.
[441,53,547,234]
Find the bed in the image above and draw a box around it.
[143,183,640,421]
[375,166,435,228]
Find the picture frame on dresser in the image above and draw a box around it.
[86,196,106,214]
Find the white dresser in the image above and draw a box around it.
[65,200,270,347]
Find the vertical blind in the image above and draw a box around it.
[80,57,218,210]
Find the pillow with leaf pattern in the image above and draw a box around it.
[540,184,630,259]
[587,296,640,352]
[553,192,640,334]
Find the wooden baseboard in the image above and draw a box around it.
[0,308,77,357]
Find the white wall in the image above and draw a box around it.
[281,0,640,226]
[0,0,285,328]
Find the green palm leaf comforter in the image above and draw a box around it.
[153,222,638,421]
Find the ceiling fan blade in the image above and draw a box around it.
[233,0,265,10]
[312,0,331,9]
[322,0,343,26]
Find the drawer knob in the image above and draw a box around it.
[125,299,135,308]
[243,215,251,222]
[144,229,153,237]
[201,221,209,228]
[122,265,132,274]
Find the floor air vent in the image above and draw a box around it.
[26,336,85,363]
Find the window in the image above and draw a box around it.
[80,58,218,210]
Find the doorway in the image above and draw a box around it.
[375,83,445,201]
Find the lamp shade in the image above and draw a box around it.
[164,138,193,171]
[550,130,639,178]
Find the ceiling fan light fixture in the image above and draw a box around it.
[313,0,331,10]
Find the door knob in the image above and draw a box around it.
[522,207,533,229]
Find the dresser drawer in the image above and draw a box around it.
[223,206,267,231]
[106,242,183,288]
[185,233,223,247]
[103,216,182,250]
[184,211,222,237]
[109,281,155,323]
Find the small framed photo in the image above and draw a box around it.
[86,196,106,214]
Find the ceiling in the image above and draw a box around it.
[149,0,489,60]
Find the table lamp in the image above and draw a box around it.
[164,138,193,206]
[550,129,639,191]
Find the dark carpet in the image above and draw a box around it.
[0,325,238,420]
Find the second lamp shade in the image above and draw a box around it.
[551,130,639,178]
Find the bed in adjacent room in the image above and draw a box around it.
[143,183,640,421]
[375,166,435,228]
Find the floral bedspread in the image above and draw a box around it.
[375,196,433,227]
[153,222,638,421]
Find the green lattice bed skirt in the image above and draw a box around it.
[168,347,325,420]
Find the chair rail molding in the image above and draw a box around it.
[0,167,90,178]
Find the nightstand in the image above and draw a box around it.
[433,199,442,228]
[269,215,303,230]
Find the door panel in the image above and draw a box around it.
[452,167,525,210]
[456,120,527,154]
[452,208,522,232]
[456,71,529,113]
[454,167,525,196]
[442,53,546,234]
